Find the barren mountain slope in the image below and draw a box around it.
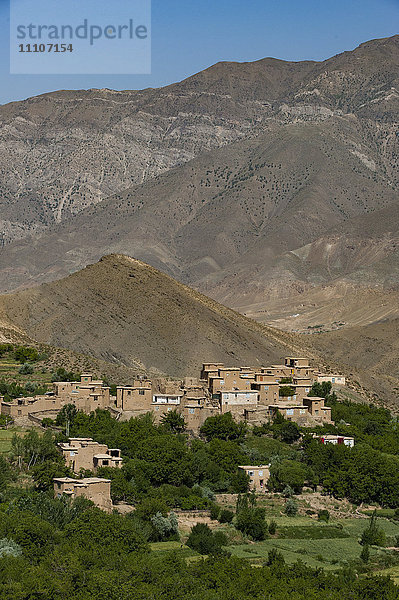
[0,254,309,377]
[308,319,399,408]
[0,35,398,244]
[0,116,397,301]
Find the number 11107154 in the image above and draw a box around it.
[18,43,73,53]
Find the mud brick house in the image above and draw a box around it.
[53,374,110,412]
[53,477,112,512]
[115,379,152,411]
[59,438,122,473]
[238,465,270,492]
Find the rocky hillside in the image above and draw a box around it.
[0,35,398,331]
[0,35,397,245]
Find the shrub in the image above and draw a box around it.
[268,520,277,535]
[318,509,330,522]
[0,538,22,558]
[235,507,267,541]
[209,503,220,521]
[360,543,370,563]
[186,523,225,555]
[360,511,386,547]
[219,509,234,524]
[150,511,179,541]
[18,363,34,375]
[284,499,298,517]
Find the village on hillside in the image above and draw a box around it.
[1,356,351,511]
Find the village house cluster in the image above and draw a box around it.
[0,358,344,432]
[0,357,347,508]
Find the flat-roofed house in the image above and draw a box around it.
[116,380,152,412]
[302,396,332,424]
[316,434,354,447]
[238,465,270,492]
[1,394,61,420]
[53,374,110,412]
[53,477,112,512]
[59,438,122,473]
[316,374,346,386]
[251,374,279,405]
[220,390,259,418]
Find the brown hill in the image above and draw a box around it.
[0,254,308,377]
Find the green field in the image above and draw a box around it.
[226,515,399,570]
[0,428,25,453]
[147,513,399,572]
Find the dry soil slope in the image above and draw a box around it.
[0,254,307,377]
[308,319,399,407]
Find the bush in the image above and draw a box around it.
[268,520,277,535]
[284,499,298,517]
[186,523,225,555]
[0,538,22,558]
[18,363,34,375]
[318,509,330,522]
[209,503,220,520]
[235,507,267,541]
[14,347,39,363]
[219,509,234,524]
[150,511,179,541]
[360,511,386,547]
[360,544,370,563]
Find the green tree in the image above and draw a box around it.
[160,409,186,433]
[278,421,301,444]
[186,523,226,555]
[360,543,370,563]
[18,363,34,375]
[200,413,247,442]
[235,506,267,540]
[269,460,307,494]
[360,511,386,547]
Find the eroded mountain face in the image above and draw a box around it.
[0,36,397,330]
[0,35,397,244]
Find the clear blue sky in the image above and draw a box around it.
[0,0,398,104]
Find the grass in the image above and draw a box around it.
[225,514,399,570]
[375,566,399,584]
[150,541,199,559]
[226,536,380,569]
[0,428,26,453]
[0,351,53,388]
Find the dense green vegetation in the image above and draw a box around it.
[1,376,399,596]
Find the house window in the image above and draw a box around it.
[264,386,269,391]
[189,408,195,414]
[258,470,263,476]
[220,380,225,385]
[248,471,254,476]
[127,391,131,395]
[102,460,109,466]
[139,390,145,395]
